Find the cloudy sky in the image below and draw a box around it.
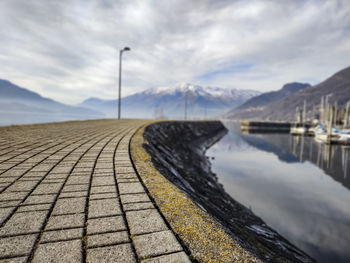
[1,0,350,104]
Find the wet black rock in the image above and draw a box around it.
[144,121,315,263]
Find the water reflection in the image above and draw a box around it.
[207,122,350,263]
[241,129,350,190]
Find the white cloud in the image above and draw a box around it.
[0,0,349,104]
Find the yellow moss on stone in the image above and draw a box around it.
[130,123,261,263]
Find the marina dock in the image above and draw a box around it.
[241,121,292,133]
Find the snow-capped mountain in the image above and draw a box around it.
[80,83,260,119]
[144,83,258,100]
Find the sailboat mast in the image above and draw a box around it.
[303,100,307,128]
[334,101,338,127]
[344,101,350,129]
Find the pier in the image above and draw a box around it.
[240,121,292,133]
[0,120,191,262]
[0,119,263,263]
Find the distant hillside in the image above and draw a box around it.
[226,66,350,121]
[0,79,104,126]
[80,83,261,119]
[236,82,310,111]
[227,82,310,120]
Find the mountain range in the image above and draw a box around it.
[2,64,349,125]
[226,65,350,121]
[0,79,103,125]
[79,83,260,119]
[227,82,310,119]
[0,80,260,125]
[238,82,310,110]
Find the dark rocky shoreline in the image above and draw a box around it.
[143,121,315,263]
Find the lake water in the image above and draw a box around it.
[207,122,350,263]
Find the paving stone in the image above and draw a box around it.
[19,176,44,181]
[32,239,82,263]
[87,243,136,263]
[126,209,167,235]
[115,165,134,171]
[23,194,56,205]
[0,191,28,201]
[133,231,182,259]
[87,216,125,235]
[114,162,133,167]
[24,156,47,163]
[118,142,130,147]
[73,167,93,173]
[47,156,66,161]
[61,184,89,192]
[117,144,129,148]
[123,202,154,211]
[0,178,15,183]
[115,157,130,162]
[0,170,25,178]
[46,214,84,230]
[0,211,47,235]
[0,120,186,261]
[40,179,64,184]
[141,251,191,263]
[91,177,115,186]
[44,174,67,180]
[0,163,16,170]
[117,178,139,183]
[0,207,16,225]
[31,184,62,195]
[41,178,65,184]
[120,193,150,204]
[87,231,129,248]
[41,160,62,165]
[17,203,51,212]
[95,163,113,169]
[41,228,83,243]
[90,173,111,178]
[52,197,85,215]
[6,181,38,192]
[50,166,75,174]
[65,176,90,184]
[0,200,21,208]
[94,168,113,174]
[0,234,37,258]
[75,163,94,169]
[116,167,135,174]
[90,192,117,200]
[118,182,144,194]
[14,162,36,168]
[59,191,87,198]
[116,173,138,179]
[88,198,121,218]
[31,165,55,172]
[90,185,116,194]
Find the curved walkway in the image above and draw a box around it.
[0,120,190,263]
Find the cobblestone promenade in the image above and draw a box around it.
[0,120,190,263]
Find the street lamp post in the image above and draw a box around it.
[118,46,130,119]
[184,90,188,120]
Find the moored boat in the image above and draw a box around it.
[290,126,309,135]
[339,129,350,143]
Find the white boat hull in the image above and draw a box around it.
[291,127,309,135]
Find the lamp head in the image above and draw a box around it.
[123,47,131,51]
